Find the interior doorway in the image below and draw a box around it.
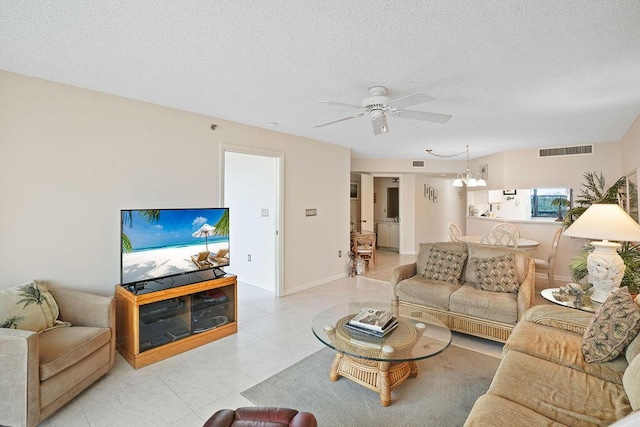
[222,146,283,296]
[373,176,401,252]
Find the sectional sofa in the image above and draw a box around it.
[465,300,640,426]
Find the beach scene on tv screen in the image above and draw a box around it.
[121,208,229,284]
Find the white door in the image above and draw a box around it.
[223,148,283,295]
[360,174,374,232]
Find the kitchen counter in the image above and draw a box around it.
[466,216,560,225]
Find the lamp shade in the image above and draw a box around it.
[563,204,640,242]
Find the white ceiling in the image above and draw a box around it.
[1,1,639,160]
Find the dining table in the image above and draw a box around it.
[456,235,540,251]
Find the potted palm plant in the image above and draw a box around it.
[566,172,640,294]
[551,197,570,221]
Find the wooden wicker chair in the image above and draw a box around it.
[355,234,376,270]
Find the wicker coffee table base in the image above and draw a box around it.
[329,352,418,406]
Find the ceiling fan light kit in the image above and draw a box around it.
[314,86,451,136]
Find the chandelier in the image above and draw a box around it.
[452,145,486,187]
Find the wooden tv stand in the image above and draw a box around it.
[115,274,237,369]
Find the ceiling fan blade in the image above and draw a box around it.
[395,109,452,123]
[314,113,364,128]
[386,93,435,109]
[317,101,364,109]
[372,114,389,135]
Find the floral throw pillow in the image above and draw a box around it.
[423,247,468,284]
[0,280,70,332]
[582,288,640,363]
[472,254,520,293]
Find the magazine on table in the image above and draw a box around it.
[345,320,399,338]
[348,308,397,332]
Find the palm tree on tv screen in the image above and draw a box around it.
[121,210,161,253]
[213,209,230,236]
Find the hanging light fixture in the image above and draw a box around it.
[452,145,486,188]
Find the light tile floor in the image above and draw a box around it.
[41,252,509,427]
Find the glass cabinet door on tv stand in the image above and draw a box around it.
[115,274,237,369]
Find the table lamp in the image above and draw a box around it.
[563,204,640,303]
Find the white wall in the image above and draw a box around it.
[620,114,640,175]
[414,175,467,244]
[0,71,351,295]
[472,144,622,192]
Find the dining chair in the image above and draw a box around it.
[448,223,462,242]
[533,227,563,287]
[480,228,518,248]
[492,223,521,238]
[355,234,376,270]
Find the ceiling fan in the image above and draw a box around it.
[314,86,452,135]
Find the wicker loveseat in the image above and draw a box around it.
[391,241,535,343]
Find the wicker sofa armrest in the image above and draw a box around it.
[0,328,40,427]
[516,259,536,321]
[521,305,593,336]
[390,263,417,301]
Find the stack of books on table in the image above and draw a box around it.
[345,308,399,339]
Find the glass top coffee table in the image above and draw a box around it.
[311,301,452,406]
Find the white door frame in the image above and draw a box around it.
[220,144,284,297]
[371,173,404,253]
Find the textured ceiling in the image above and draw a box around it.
[1,1,639,160]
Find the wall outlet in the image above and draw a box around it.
[338,250,342,257]
[247,254,251,262]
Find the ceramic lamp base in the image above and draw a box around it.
[587,241,624,303]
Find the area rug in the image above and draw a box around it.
[242,345,500,427]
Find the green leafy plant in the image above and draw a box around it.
[121,210,161,253]
[562,171,628,227]
[551,197,570,221]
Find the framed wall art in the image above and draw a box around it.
[350,182,359,200]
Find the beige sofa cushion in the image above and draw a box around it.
[464,244,528,284]
[624,355,640,411]
[506,321,628,385]
[449,284,518,324]
[489,350,631,425]
[395,276,460,311]
[464,394,566,427]
[582,289,640,363]
[39,326,111,381]
[0,281,70,332]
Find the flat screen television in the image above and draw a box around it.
[120,208,229,289]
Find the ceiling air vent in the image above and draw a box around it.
[538,145,594,158]
[412,160,425,168]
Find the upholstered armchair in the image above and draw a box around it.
[203,407,318,427]
[0,285,116,427]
